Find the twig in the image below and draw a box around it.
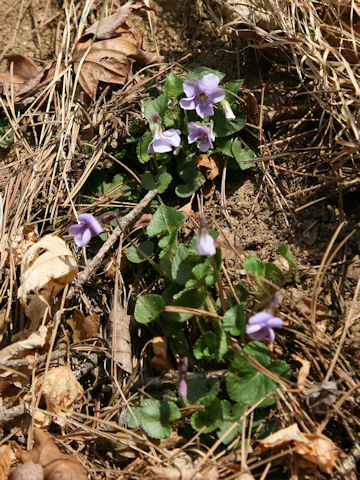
[67,190,156,299]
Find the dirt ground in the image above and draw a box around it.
[1,0,360,477]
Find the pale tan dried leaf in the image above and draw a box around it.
[196,154,219,180]
[6,224,39,267]
[35,366,84,427]
[110,299,132,374]
[0,446,11,480]
[67,310,100,342]
[18,235,78,323]
[292,354,311,392]
[16,428,87,480]
[9,461,43,480]
[150,336,172,372]
[0,327,47,391]
[258,423,339,474]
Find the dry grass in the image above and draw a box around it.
[0,0,360,478]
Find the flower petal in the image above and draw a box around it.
[78,213,103,235]
[266,317,284,329]
[267,328,276,344]
[246,327,267,341]
[248,311,272,326]
[182,78,199,98]
[196,231,216,256]
[180,97,196,111]
[198,73,221,92]
[75,226,92,247]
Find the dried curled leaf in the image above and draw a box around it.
[18,235,78,324]
[258,424,339,474]
[0,326,47,392]
[73,6,163,98]
[0,446,11,480]
[5,224,39,267]
[67,310,100,342]
[9,461,43,480]
[16,428,87,480]
[150,336,173,372]
[34,366,84,427]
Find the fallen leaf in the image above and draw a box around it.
[5,224,39,267]
[258,423,339,474]
[109,293,132,374]
[0,327,47,392]
[0,446,11,480]
[34,366,84,427]
[150,336,172,372]
[9,461,43,480]
[291,354,311,392]
[17,235,78,325]
[149,450,218,479]
[73,6,163,98]
[16,428,87,480]
[196,154,219,180]
[67,310,100,342]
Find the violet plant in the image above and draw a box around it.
[133,67,255,198]
[125,204,296,442]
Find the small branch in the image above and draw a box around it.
[67,190,156,300]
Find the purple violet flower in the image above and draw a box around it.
[180,73,225,118]
[188,121,215,152]
[147,113,181,154]
[178,357,188,400]
[68,213,103,247]
[196,214,216,256]
[246,311,283,344]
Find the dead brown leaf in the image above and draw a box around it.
[149,450,218,480]
[16,428,87,480]
[150,336,173,372]
[67,310,100,342]
[258,423,339,474]
[109,294,132,374]
[196,154,220,180]
[34,366,84,427]
[17,235,78,326]
[9,461,43,480]
[291,354,311,392]
[73,6,163,98]
[0,446,11,480]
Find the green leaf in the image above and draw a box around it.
[0,117,14,148]
[187,67,225,82]
[244,256,265,276]
[171,244,193,285]
[141,170,173,193]
[223,80,244,103]
[277,244,299,282]
[223,304,246,336]
[134,294,165,324]
[136,131,152,163]
[163,105,182,129]
[192,263,216,286]
[169,288,206,321]
[194,332,218,360]
[232,140,256,170]
[216,400,245,444]
[212,110,246,137]
[125,240,154,263]
[212,137,234,157]
[190,394,222,433]
[187,377,207,403]
[163,73,184,98]
[147,205,185,237]
[226,342,287,407]
[144,93,169,121]
[175,164,205,198]
[136,399,181,439]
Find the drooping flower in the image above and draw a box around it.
[196,214,216,257]
[178,357,188,400]
[246,311,283,344]
[147,113,181,154]
[188,121,215,152]
[220,99,236,120]
[68,213,103,247]
[180,73,225,118]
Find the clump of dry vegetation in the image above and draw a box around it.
[0,0,359,479]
